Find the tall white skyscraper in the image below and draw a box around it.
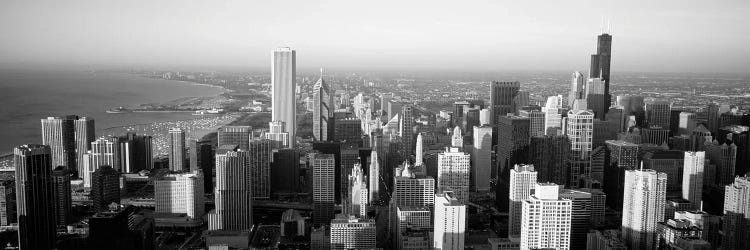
[415,133,424,166]
[479,108,491,126]
[313,68,332,141]
[155,171,204,219]
[437,147,471,204]
[330,214,376,249]
[472,125,493,192]
[89,136,120,171]
[520,183,571,250]
[41,116,76,170]
[265,120,290,148]
[542,95,563,135]
[683,151,705,210]
[451,126,463,148]
[348,162,368,218]
[272,47,296,147]
[208,146,253,230]
[74,117,95,176]
[568,71,586,108]
[434,191,466,250]
[509,164,537,238]
[722,175,750,249]
[169,128,185,172]
[369,150,380,203]
[566,109,594,187]
[622,169,667,250]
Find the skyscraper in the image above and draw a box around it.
[266,120,290,148]
[272,47,297,147]
[646,101,671,129]
[91,165,121,212]
[330,214,376,249]
[543,95,564,134]
[74,116,95,176]
[496,115,530,209]
[41,116,76,169]
[0,180,16,227]
[155,171,204,219]
[437,147,471,204]
[586,78,608,119]
[590,32,612,116]
[529,134,570,185]
[14,144,56,250]
[395,206,431,250]
[434,191,466,250]
[604,140,640,211]
[312,153,335,226]
[567,109,594,187]
[401,105,415,156]
[168,128,186,172]
[722,175,750,250]
[568,71,586,108]
[621,169,667,250]
[520,110,546,137]
[369,150,381,203]
[217,125,252,150]
[209,145,253,230]
[415,133,424,166]
[313,68,333,141]
[451,126,463,148]
[678,112,697,136]
[271,148,301,195]
[115,132,152,173]
[51,166,72,227]
[392,166,435,209]
[508,164,537,238]
[682,151,705,210]
[347,162,368,217]
[706,141,737,186]
[248,139,272,199]
[90,136,120,171]
[559,189,605,249]
[472,125,493,191]
[520,183,572,250]
[490,81,520,126]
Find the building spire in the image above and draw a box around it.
[320,67,324,79]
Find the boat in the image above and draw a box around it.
[106,107,132,114]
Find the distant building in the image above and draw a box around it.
[472,125,493,191]
[604,140,639,211]
[567,109,594,188]
[621,169,667,250]
[90,136,120,171]
[15,145,57,250]
[91,165,121,212]
[249,139,272,199]
[272,47,297,147]
[155,171,204,219]
[271,148,301,195]
[490,81,520,126]
[496,115,530,210]
[311,153,336,227]
[313,69,333,142]
[682,151,705,210]
[168,128,186,171]
[437,147,470,204]
[434,191,466,250]
[530,134,570,185]
[0,180,16,226]
[115,132,152,173]
[52,166,72,227]
[41,116,77,171]
[521,183,572,250]
[569,71,586,108]
[560,188,606,249]
[218,126,252,150]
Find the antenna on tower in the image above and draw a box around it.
[600,16,605,34]
[320,67,323,78]
[607,18,611,34]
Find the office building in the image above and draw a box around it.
[312,153,336,226]
[415,133,425,166]
[395,206,431,250]
[641,126,670,145]
[89,136,120,173]
[88,205,155,250]
[678,112,697,136]
[560,189,605,249]
[313,69,333,141]
[604,140,639,210]
[272,47,296,147]
[91,165,121,212]
[642,150,684,192]
[567,109,594,187]
[520,183,572,250]
[347,162,368,217]
[543,95,564,134]
[369,150,381,203]
[722,175,750,250]
[508,164,537,238]
[569,71,586,108]
[14,145,57,250]
[621,169,667,250]
[392,167,435,208]
[0,180,16,226]
[490,81,521,125]
[52,166,72,227]
[586,229,627,250]
[271,148,301,194]
[520,110,545,137]
[586,78,608,119]
[705,141,737,186]
[401,105,416,156]
[265,120,290,148]
[41,116,77,170]
[330,214,376,249]
[646,101,671,129]
[218,126,252,150]
[334,118,362,146]
[472,125,493,191]
[248,139,272,199]
[74,116,95,176]
[682,152,705,209]
[155,171,204,219]
[169,128,186,171]
[617,95,645,128]
[208,145,253,230]
[115,132,152,173]
[438,147,471,204]
[496,115,530,209]
[434,191,466,250]
[529,134,570,185]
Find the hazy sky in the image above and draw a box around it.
[1,0,748,73]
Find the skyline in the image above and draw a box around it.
[1,0,749,73]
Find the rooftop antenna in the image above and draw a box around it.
[640,161,644,171]
[600,16,605,34]
[320,67,323,79]
[607,18,611,34]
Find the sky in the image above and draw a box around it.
[1,0,749,73]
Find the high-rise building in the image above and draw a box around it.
[437,147,470,204]
[218,126,252,150]
[91,165,121,212]
[90,136,120,172]
[266,120,290,148]
[115,132,152,173]
[490,81,520,126]
[330,214,376,250]
[722,175,750,250]
[586,78,608,119]
[567,110,594,187]
[520,183,572,250]
[706,141,737,186]
[271,148,301,195]
[617,95,645,128]
[451,126,464,149]
[347,162,368,217]
[41,116,77,170]
[272,47,297,147]
[369,150,381,203]
[604,140,640,211]
[51,166,72,227]
[543,95,564,134]
[646,101,671,129]
[392,167,435,208]
[568,71,586,108]
[334,118,362,146]
[313,68,333,141]
[496,115,530,209]
[415,133,424,166]
[621,169,667,250]
[586,229,627,250]
[395,206,431,250]
[155,171,204,219]
[479,108,491,126]
[14,145,57,250]
[168,128,186,171]
[209,145,253,230]
[74,117,95,176]
[88,205,155,250]
[707,102,721,135]
[248,139,272,199]
[472,126,493,191]
[434,191,466,250]
[717,125,749,177]
[312,153,336,226]
[642,150,684,192]
[682,151,705,210]
[590,32,613,116]
[520,110,545,137]
[401,105,415,156]
[529,135,570,185]
[678,112,697,136]
[0,180,16,227]
[508,164,537,238]
[559,189,605,249]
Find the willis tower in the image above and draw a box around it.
[589,31,612,119]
